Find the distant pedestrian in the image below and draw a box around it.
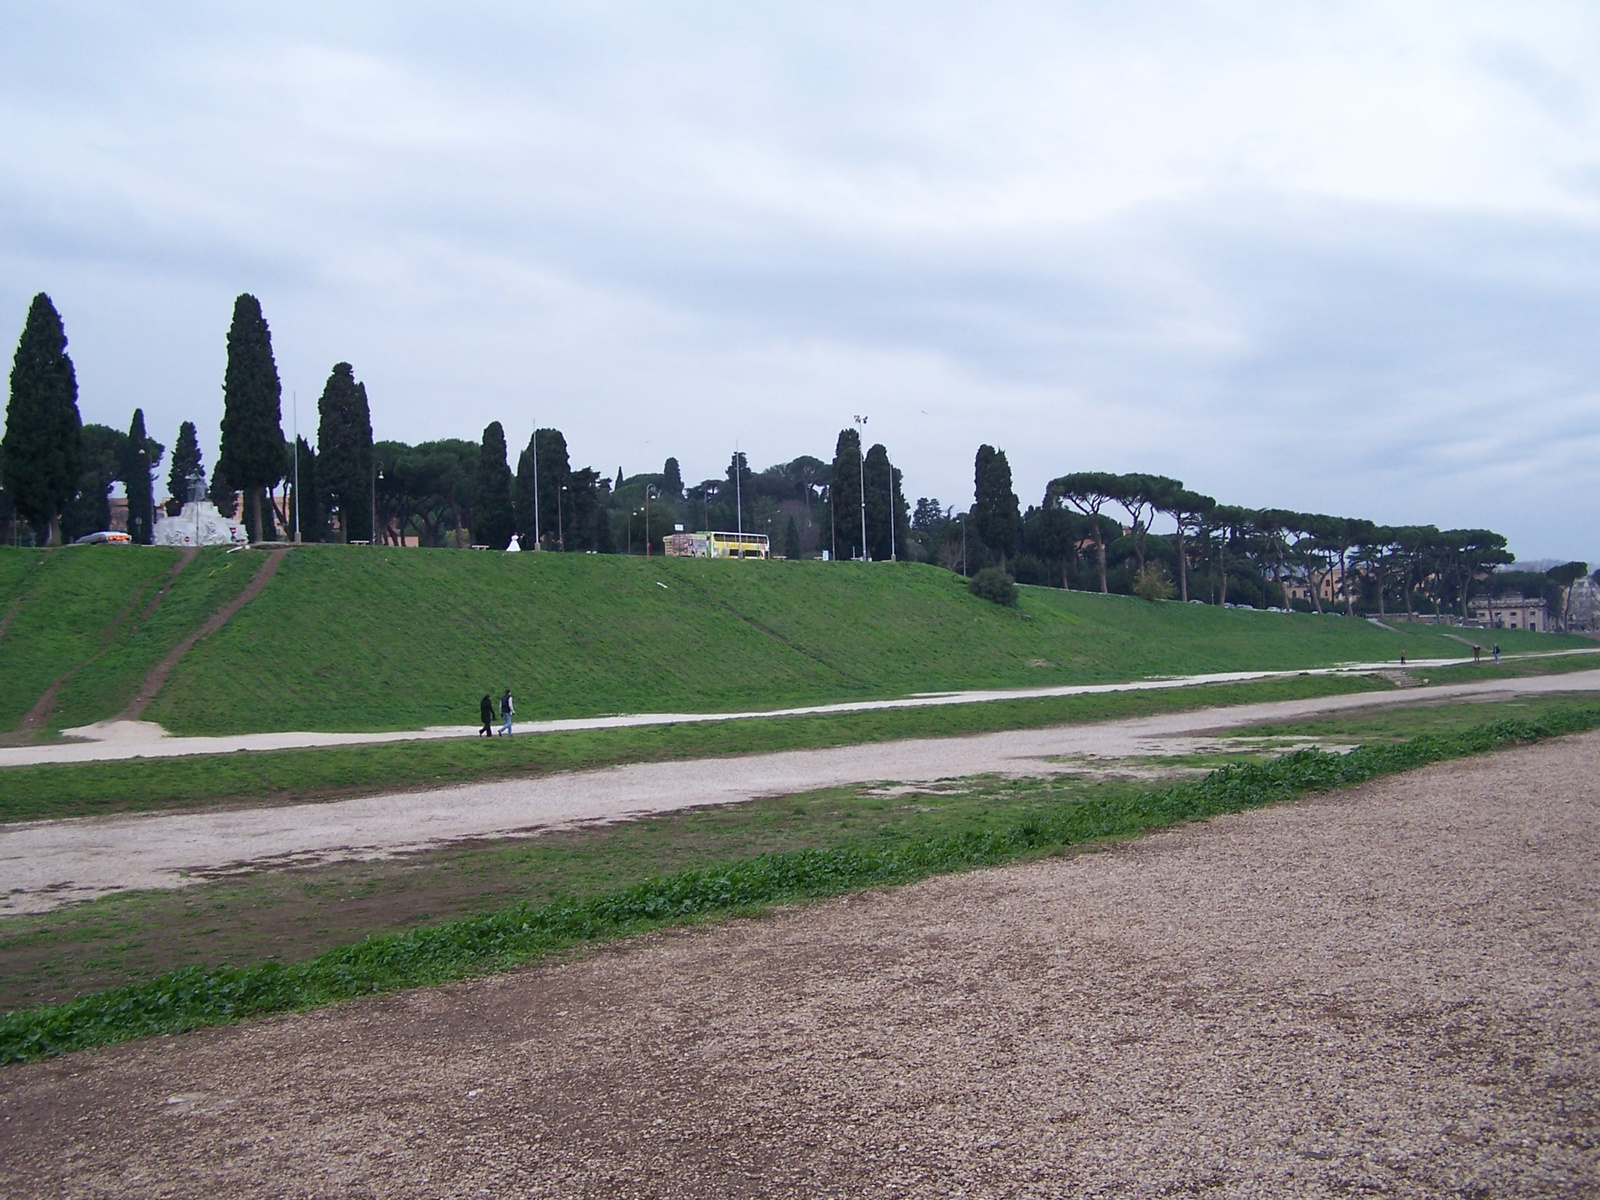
[1493,643,1501,665]
[1399,652,1406,666]
[500,688,514,737]
[1473,644,1481,663]
[479,694,495,738]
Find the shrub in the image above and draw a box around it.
[1134,566,1175,602]
[969,566,1017,606]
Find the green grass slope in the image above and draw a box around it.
[140,546,1589,735]
[0,546,262,733]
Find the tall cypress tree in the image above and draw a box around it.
[535,428,569,549]
[513,440,536,550]
[662,456,683,498]
[973,444,1020,568]
[829,428,862,560]
[218,294,284,542]
[315,362,373,542]
[167,420,204,515]
[208,459,237,519]
[3,294,82,544]
[784,515,801,560]
[123,408,158,544]
[475,421,515,550]
[863,443,895,561]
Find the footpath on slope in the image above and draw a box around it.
[117,547,287,722]
[8,645,1598,769]
[0,549,197,746]
[4,668,1599,914]
[3,730,1594,1196]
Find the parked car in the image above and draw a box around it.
[73,530,132,545]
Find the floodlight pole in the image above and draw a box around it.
[292,390,301,543]
[853,415,868,561]
[735,443,743,551]
[532,428,541,550]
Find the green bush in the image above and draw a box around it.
[969,566,1018,606]
[1134,567,1176,602]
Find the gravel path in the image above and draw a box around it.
[3,732,1597,1197]
[5,669,1600,915]
[10,649,1594,769]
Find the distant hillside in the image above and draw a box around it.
[0,545,1581,738]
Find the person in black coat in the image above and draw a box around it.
[479,694,495,738]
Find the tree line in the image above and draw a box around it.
[4,292,1586,621]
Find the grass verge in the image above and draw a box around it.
[5,702,1597,1064]
[0,672,1386,822]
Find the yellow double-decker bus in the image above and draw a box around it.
[662,531,770,559]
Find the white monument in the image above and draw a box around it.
[152,500,248,548]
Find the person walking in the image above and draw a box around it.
[500,688,514,737]
[1473,644,1481,663]
[479,693,495,738]
[1493,643,1501,665]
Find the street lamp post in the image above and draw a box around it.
[371,459,383,546]
[853,415,868,561]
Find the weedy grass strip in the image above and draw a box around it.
[5,706,1598,1064]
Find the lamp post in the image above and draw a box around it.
[643,485,655,556]
[557,484,566,552]
[853,414,868,561]
[531,428,541,550]
[291,390,300,543]
[371,459,383,546]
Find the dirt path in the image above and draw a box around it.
[118,547,286,722]
[5,669,1600,914]
[4,732,1596,1197]
[6,647,1598,769]
[0,550,196,744]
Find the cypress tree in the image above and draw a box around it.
[474,421,515,550]
[973,444,1020,569]
[218,294,284,542]
[829,428,862,560]
[662,456,683,498]
[784,515,801,560]
[535,428,569,549]
[863,443,894,561]
[315,362,373,542]
[3,294,82,544]
[167,420,204,516]
[123,408,158,544]
[208,459,237,519]
[513,440,536,550]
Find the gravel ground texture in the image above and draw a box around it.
[9,668,1600,915]
[4,733,1598,1198]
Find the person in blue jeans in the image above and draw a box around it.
[500,688,514,736]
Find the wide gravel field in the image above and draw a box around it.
[4,733,1598,1198]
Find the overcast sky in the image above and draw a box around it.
[3,2,1598,560]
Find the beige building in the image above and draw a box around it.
[1468,592,1547,631]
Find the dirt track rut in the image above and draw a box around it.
[2,732,1596,1197]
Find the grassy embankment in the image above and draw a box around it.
[108,546,1589,734]
[3,696,1597,1062]
[0,546,262,733]
[4,544,1583,743]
